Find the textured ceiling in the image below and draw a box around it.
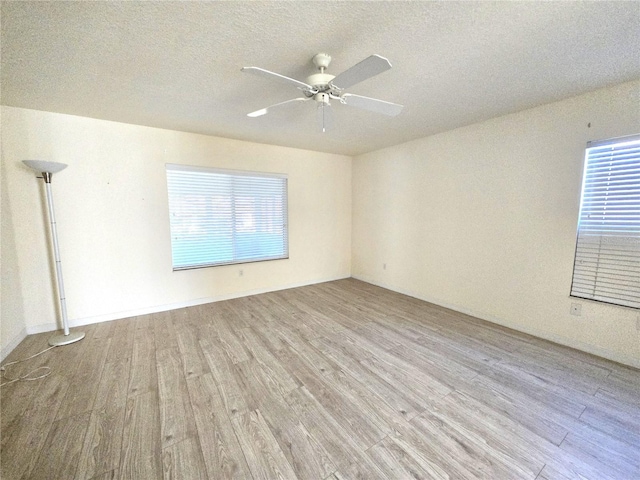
[2,1,639,156]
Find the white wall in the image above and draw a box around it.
[353,80,640,368]
[1,149,28,358]
[3,82,639,367]
[1,107,352,355]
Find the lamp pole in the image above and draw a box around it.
[24,160,85,346]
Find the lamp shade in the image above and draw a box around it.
[23,160,68,174]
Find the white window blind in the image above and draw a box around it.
[166,164,288,270]
[570,135,640,309]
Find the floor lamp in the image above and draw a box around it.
[23,160,85,346]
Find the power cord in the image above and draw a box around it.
[0,346,57,387]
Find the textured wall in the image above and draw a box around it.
[1,156,27,358]
[352,81,640,367]
[1,107,352,353]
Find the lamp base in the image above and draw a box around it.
[48,331,85,346]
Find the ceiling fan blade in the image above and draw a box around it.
[330,55,392,89]
[342,93,403,117]
[247,97,309,117]
[316,102,333,133]
[241,67,313,91]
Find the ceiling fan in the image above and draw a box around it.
[241,53,403,132]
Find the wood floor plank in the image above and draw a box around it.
[76,356,131,479]
[378,316,502,373]
[89,469,118,480]
[55,338,112,421]
[360,349,452,403]
[275,421,337,479]
[324,368,411,435]
[252,292,295,321]
[388,421,493,480]
[91,319,116,340]
[94,357,132,413]
[162,436,208,480]
[186,373,253,480]
[311,334,426,420]
[156,346,198,449]
[390,342,480,389]
[1,331,49,365]
[285,386,387,480]
[536,463,585,480]
[593,387,640,416]
[576,403,640,448]
[224,296,264,329]
[1,279,638,480]
[29,411,92,480]
[265,292,334,339]
[153,310,179,352]
[456,375,570,446]
[310,331,376,364]
[118,391,163,480]
[230,359,337,479]
[0,374,70,479]
[310,287,396,328]
[198,325,230,367]
[414,322,507,368]
[248,319,292,352]
[352,322,404,351]
[238,327,300,395]
[372,313,439,342]
[541,449,624,480]
[231,359,299,432]
[176,326,210,379]
[435,390,562,466]
[127,333,157,397]
[215,316,251,365]
[366,435,449,480]
[408,409,534,479]
[75,407,126,480]
[206,355,249,418]
[285,335,336,376]
[0,335,53,431]
[106,318,135,363]
[491,353,607,396]
[567,420,640,465]
[598,372,640,408]
[169,307,193,328]
[278,344,387,450]
[133,314,153,334]
[226,299,256,330]
[231,409,298,480]
[480,360,589,418]
[290,295,371,335]
[10,330,90,394]
[560,431,640,478]
[428,392,547,478]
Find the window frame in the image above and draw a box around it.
[166,163,289,271]
[569,134,640,310]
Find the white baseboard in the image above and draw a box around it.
[1,327,28,362]
[26,274,351,335]
[352,274,640,369]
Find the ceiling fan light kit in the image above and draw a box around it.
[242,53,403,132]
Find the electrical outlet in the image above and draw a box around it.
[239,269,243,277]
[383,263,387,270]
[570,303,582,316]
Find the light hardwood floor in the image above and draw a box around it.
[1,279,639,479]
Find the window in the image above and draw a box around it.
[570,134,640,309]
[166,164,288,270]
